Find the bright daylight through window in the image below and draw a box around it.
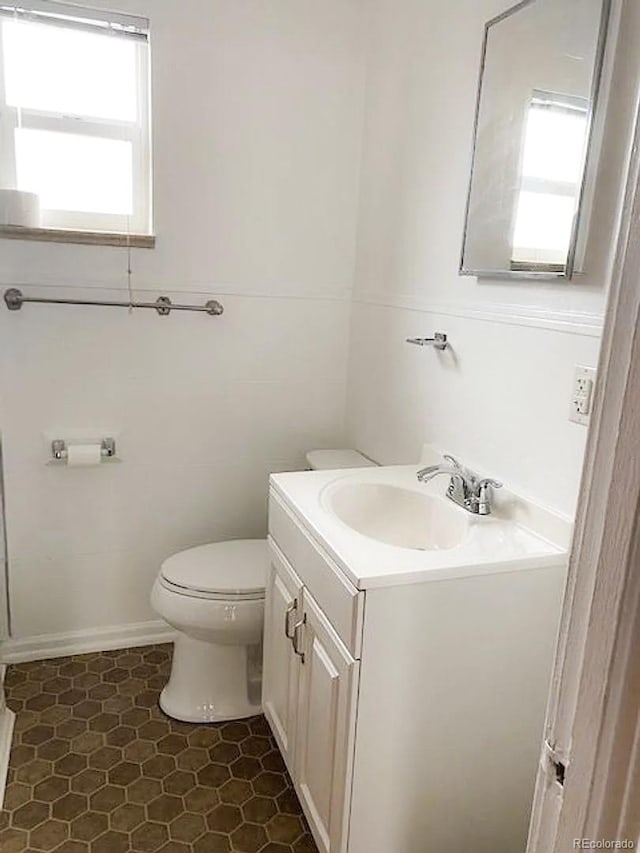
[511,92,589,271]
[0,1,151,235]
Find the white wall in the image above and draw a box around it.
[1,0,638,646]
[346,0,640,517]
[0,0,366,641]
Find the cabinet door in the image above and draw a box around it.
[295,589,360,853]
[263,539,304,773]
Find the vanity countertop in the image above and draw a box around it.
[269,464,570,591]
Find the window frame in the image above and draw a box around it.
[0,4,151,235]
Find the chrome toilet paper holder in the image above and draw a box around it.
[51,438,116,462]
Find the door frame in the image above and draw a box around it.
[527,83,640,850]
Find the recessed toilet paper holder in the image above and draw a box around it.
[51,438,116,462]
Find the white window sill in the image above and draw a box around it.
[0,225,155,248]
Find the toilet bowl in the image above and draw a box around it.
[152,449,375,724]
[151,540,267,723]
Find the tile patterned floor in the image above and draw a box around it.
[0,645,318,853]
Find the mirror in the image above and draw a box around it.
[460,0,611,280]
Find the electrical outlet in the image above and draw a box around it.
[569,366,596,425]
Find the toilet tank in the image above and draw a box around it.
[305,449,376,471]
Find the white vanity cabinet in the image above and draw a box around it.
[262,543,303,772]
[264,479,567,853]
[291,588,359,853]
[264,536,360,853]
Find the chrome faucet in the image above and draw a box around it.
[417,454,503,516]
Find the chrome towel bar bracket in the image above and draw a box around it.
[406,332,448,350]
[4,288,224,317]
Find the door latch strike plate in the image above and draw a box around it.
[544,739,566,787]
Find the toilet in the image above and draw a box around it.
[151,449,375,723]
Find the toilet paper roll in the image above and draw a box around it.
[66,443,102,467]
[0,189,40,227]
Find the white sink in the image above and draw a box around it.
[271,460,570,589]
[323,481,469,551]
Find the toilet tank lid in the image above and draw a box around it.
[306,449,377,470]
[160,540,268,595]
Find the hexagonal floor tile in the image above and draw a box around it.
[147,794,182,823]
[70,812,109,842]
[230,822,268,853]
[109,801,145,833]
[207,803,243,834]
[29,817,69,850]
[1,646,318,853]
[130,820,169,852]
[169,812,206,843]
[52,792,88,821]
[243,795,277,824]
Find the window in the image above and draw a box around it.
[511,92,589,271]
[0,1,151,235]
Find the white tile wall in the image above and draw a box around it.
[345,0,640,519]
[0,0,365,641]
[346,302,601,515]
[0,293,352,639]
[1,0,638,644]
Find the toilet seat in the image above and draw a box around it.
[157,575,265,602]
[160,540,267,600]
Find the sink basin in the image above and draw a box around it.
[323,482,469,551]
[272,459,570,588]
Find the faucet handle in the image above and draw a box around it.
[416,463,443,481]
[416,457,461,483]
[443,454,462,469]
[477,478,503,491]
[474,478,503,516]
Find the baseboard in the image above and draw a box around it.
[0,620,176,664]
[0,664,16,809]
